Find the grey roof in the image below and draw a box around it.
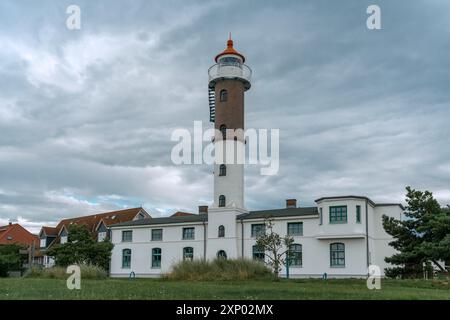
[237,207,318,220]
[110,214,207,228]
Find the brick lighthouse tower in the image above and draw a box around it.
[206,36,252,259]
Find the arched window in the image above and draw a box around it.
[152,248,162,268]
[183,247,194,260]
[122,249,131,269]
[219,195,226,207]
[217,250,227,259]
[218,225,225,238]
[288,244,302,267]
[219,164,226,176]
[220,89,228,102]
[219,125,227,139]
[252,245,265,262]
[330,243,345,267]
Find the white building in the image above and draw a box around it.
[109,38,404,278]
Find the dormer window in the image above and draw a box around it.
[60,236,68,244]
[220,89,228,102]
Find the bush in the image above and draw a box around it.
[24,264,107,280]
[165,258,271,281]
[0,244,24,277]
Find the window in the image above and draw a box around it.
[40,239,46,248]
[152,229,163,241]
[220,89,228,102]
[122,249,131,268]
[329,206,347,223]
[252,245,265,261]
[217,250,227,259]
[220,125,227,139]
[183,247,194,260]
[356,205,361,223]
[218,225,225,238]
[287,222,303,236]
[182,227,195,240]
[219,195,226,207]
[319,207,323,225]
[219,56,241,66]
[122,230,133,242]
[98,231,107,242]
[219,164,226,176]
[288,244,302,267]
[152,248,161,268]
[60,236,68,244]
[251,224,266,237]
[330,243,345,267]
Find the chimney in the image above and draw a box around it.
[198,206,208,215]
[286,199,297,208]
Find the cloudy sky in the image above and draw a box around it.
[1,0,449,233]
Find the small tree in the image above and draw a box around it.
[255,219,294,280]
[47,224,113,271]
[383,186,450,278]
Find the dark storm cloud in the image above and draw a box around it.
[0,0,449,232]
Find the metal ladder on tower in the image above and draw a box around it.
[208,87,215,123]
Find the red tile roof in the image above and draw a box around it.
[40,207,150,246]
[41,226,58,236]
[170,211,195,217]
[0,223,39,246]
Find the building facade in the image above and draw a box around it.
[109,38,404,278]
[38,207,150,267]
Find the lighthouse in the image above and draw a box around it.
[206,36,252,259]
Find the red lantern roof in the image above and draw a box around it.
[215,34,246,63]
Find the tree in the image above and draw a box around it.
[47,224,114,271]
[255,219,294,280]
[382,186,450,278]
[0,244,24,277]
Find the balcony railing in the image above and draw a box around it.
[208,63,252,90]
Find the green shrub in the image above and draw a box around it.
[24,264,107,280]
[165,258,271,281]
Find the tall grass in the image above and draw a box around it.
[165,258,271,281]
[24,264,107,280]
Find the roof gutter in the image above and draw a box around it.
[365,199,370,271]
[240,218,244,258]
[202,218,207,261]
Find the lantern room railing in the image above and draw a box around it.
[208,63,252,90]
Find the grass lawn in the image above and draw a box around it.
[0,278,449,300]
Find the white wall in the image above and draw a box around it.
[241,215,367,278]
[109,199,403,279]
[110,222,206,277]
[370,205,403,275]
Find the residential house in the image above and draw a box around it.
[39,207,150,267]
